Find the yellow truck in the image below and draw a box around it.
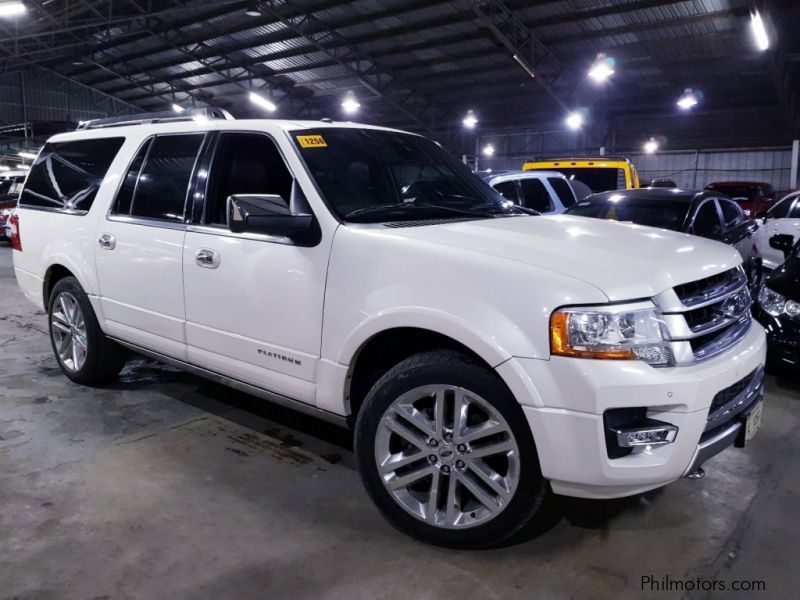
[522,157,640,194]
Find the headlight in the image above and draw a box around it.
[550,302,673,366]
[759,286,800,319]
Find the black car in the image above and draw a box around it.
[755,234,800,370]
[565,188,760,284]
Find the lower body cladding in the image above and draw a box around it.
[497,323,767,499]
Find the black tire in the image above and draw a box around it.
[47,276,126,385]
[354,349,551,549]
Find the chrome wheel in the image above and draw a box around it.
[374,384,520,529]
[50,291,88,372]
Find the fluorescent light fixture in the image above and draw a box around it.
[482,144,495,157]
[588,52,615,82]
[249,91,277,112]
[565,111,584,130]
[172,103,185,113]
[0,2,26,17]
[750,9,769,51]
[18,164,30,171]
[18,151,37,159]
[462,109,478,129]
[341,91,360,115]
[676,88,699,110]
[0,165,9,171]
[512,54,536,79]
[644,138,659,154]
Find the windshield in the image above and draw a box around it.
[566,199,688,230]
[291,128,518,222]
[707,185,754,199]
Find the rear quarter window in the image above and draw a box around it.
[19,137,125,213]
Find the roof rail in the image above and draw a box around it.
[76,107,234,130]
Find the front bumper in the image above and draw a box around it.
[497,322,766,499]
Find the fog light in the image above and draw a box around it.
[614,419,678,448]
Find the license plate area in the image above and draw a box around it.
[735,400,763,448]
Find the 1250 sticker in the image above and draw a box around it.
[297,134,327,148]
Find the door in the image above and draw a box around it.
[95,133,206,359]
[519,177,555,212]
[718,198,758,279]
[182,131,329,404]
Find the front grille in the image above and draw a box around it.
[656,267,753,365]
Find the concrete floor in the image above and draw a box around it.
[0,244,798,600]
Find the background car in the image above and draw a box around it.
[754,191,800,270]
[480,170,577,214]
[0,197,17,241]
[704,181,776,218]
[521,157,641,191]
[564,188,760,285]
[755,234,800,371]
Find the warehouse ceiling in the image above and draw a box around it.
[0,0,799,151]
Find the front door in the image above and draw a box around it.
[182,132,330,404]
[94,133,206,359]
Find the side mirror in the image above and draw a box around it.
[227,194,313,238]
[770,233,795,259]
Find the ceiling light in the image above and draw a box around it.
[588,52,615,82]
[0,2,26,17]
[676,88,699,110]
[71,59,84,66]
[244,2,261,17]
[18,164,30,171]
[462,109,478,129]
[18,151,37,159]
[341,91,360,115]
[0,165,9,171]
[249,91,277,112]
[172,103,185,113]
[644,138,659,154]
[750,9,769,51]
[482,144,495,157]
[565,111,584,130]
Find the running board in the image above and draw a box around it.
[110,338,349,428]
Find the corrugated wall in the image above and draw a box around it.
[473,133,796,196]
[0,67,136,124]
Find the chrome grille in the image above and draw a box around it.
[656,267,752,365]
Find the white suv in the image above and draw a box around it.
[12,110,766,548]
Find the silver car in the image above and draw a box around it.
[479,170,577,214]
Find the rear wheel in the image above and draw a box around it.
[48,277,126,384]
[355,350,550,548]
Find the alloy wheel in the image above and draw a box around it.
[374,384,520,529]
[50,291,88,372]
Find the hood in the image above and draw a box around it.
[385,214,742,301]
[766,251,800,301]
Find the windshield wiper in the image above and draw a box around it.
[344,202,489,221]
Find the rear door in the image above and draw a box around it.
[519,177,555,213]
[688,198,724,241]
[719,197,757,268]
[94,132,206,359]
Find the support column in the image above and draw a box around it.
[790,139,799,191]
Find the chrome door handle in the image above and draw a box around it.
[98,233,116,250]
[195,248,220,269]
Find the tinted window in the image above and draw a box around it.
[292,128,511,222]
[20,137,124,212]
[519,178,553,212]
[548,177,576,207]
[719,200,743,229]
[566,199,688,230]
[113,138,152,215]
[492,180,518,203]
[692,201,723,239]
[707,184,754,200]
[205,133,293,226]
[790,199,800,218]
[541,168,621,193]
[769,196,797,219]
[130,134,204,221]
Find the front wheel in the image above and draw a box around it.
[48,276,126,385]
[355,350,551,548]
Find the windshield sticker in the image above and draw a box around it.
[297,134,327,148]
